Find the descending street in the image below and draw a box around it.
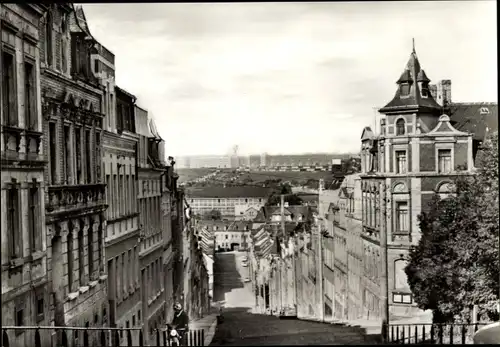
[210,252,378,345]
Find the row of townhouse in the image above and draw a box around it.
[247,44,497,331]
[1,4,209,347]
[185,185,270,219]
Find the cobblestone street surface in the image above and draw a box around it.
[210,252,378,345]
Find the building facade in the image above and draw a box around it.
[360,47,476,320]
[186,186,270,218]
[102,84,141,341]
[1,4,48,345]
[214,221,252,252]
[135,104,169,342]
[42,3,109,334]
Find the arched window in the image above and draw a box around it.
[437,182,455,200]
[396,119,405,135]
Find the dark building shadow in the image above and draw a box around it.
[213,253,245,303]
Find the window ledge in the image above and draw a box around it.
[68,292,79,301]
[99,274,108,282]
[79,286,90,294]
[89,280,99,288]
[31,250,45,262]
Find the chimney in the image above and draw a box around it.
[432,80,452,107]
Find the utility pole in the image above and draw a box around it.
[281,194,286,315]
[380,183,390,342]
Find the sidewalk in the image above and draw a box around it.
[189,310,219,346]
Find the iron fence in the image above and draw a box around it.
[1,326,205,347]
[385,322,490,344]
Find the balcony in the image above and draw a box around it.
[46,184,107,219]
[0,326,207,347]
[1,126,45,167]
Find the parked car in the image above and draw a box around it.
[243,278,251,283]
[242,256,248,262]
[242,263,248,267]
[473,322,500,344]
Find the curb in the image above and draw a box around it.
[204,317,218,346]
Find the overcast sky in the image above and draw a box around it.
[82,1,497,157]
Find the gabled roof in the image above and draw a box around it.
[361,126,375,140]
[379,47,442,114]
[447,102,498,142]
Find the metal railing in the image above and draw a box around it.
[1,326,206,347]
[384,322,490,344]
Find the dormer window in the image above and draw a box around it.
[420,83,429,97]
[480,107,490,115]
[396,119,406,136]
[400,83,411,96]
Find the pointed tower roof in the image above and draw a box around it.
[379,42,442,114]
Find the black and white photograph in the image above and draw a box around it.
[0,1,498,346]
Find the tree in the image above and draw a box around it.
[406,132,499,323]
[265,183,303,206]
[204,209,222,221]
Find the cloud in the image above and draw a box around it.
[81,1,497,156]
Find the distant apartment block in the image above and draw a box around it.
[185,186,271,218]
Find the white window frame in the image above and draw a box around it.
[435,143,454,174]
[393,145,408,174]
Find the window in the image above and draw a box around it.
[7,179,21,259]
[225,234,228,239]
[49,123,57,184]
[480,107,490,115]
[75,128,82,183]
[94,59,99,74]
[24,61,37,129]
[36,291,44,322]
[128,249,132,290]
[85,129,92,183]
[68,230,74,291]
[78,222,85,286]
[63,125,71,184]
[421,83,429,97]
[396,119,405,136]
[395,151,407,174]
[88,221,94,279]
[438,149,452,173]
[395,202,408,233]
[15,301,24,326]
[400,83,410,96]
[122,253,126,296]
[106,175,111,218]
[45,12,53,66]
[2,51,17,126]
[138,309,141,322]
[393,292,412,304]
[132,315,136,327]
[28,182,41,253]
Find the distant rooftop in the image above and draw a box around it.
[186,185,272,198]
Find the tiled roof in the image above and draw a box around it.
[380,49,442,114]
[254,205,316,223]
[186,186,272,198]
[447,102,498,142]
